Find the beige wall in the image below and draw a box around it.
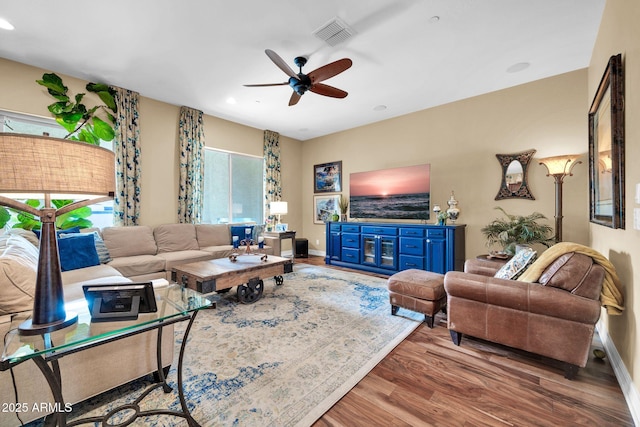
[304,70,589,259]
[588,0,640,401]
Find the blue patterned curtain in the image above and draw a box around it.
[263,130,281,224]
[112,87,141,226]
[178,106,205,223]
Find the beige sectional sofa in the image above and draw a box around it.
[0,222,271,425]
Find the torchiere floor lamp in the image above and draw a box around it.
[538,154,582,243]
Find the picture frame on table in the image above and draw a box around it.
[314,161,342,193]
[589,53,625,229]
[275,223,288,232]
[314,195,341,224]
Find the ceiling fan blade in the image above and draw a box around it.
[243,82,289,87]
[308,58,352,84]
[265,49,297,79]
[289,91,302,106]
[310,83,348,99]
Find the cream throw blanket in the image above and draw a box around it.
[518,242,624,315]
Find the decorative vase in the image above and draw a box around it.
[340,213,347,222]
[446,192,460,223]
[432,204,441,224]
[331,213,340,222]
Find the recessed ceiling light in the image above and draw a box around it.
[226,97,237,104]
[506,62,530,73]
[0,17,15,31]
[373,105,387,111]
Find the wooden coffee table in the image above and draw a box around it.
[171,255,293,304]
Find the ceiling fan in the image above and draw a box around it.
[244,49,353,106]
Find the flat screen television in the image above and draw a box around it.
[83,282,157,322]
[349,164,430,220]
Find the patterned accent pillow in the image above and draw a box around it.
[494,247,537,280]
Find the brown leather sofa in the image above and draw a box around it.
[444,252,605,379]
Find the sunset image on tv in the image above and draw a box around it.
[349,164,430,220]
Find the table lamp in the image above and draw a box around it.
[0,133,115,335]
[538,154,582,243]
[270,201,288,227]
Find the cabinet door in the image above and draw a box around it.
[425,237,446,274]
[329,231,341,260]
[362,235,377,266]
[379,236,397,270]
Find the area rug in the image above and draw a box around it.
[34,264,423,426]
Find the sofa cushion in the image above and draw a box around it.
[538,252,604,300]
[107,255,166,278]
[58,233,101,272]
[6,228,40,247]
[0,235,38,315]
[494,248,537,280]
[154,223,199,253]
[62,264,124,287]
[195,224,230,247]
[156,250,214,272]
[102,226,157,258]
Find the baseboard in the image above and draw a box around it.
[309,249,325,257]
[596,321,640,425]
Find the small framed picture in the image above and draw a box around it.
[314,161,342,193]
[275,223,288,232]
[314,195,341,224]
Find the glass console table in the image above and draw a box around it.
[1,284,212,427]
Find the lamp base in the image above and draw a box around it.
[18,312,78,336]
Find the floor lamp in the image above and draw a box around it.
[270,201,288,228]
[0,133,115,335]
[538,154,582,243]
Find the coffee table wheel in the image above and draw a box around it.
[274,275,284,286]
[237,278,264,304]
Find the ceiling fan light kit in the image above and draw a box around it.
[244,49,352,106]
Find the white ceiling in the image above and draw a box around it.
[0,0,605,141]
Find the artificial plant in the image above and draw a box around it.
[481,207,555,255]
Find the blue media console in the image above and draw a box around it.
[325,222,466,275]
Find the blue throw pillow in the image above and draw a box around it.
[33,226,81,240]
[57,233,100,272]
[230,225,255,244]
[60,231,112,264]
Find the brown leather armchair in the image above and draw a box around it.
[444,252,605,379]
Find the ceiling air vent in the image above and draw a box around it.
[313,17,355,47]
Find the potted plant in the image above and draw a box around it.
[338,195,349,221]
[481,207,554,255]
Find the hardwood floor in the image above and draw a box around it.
[302,256,634,427]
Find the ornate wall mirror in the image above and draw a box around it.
[589,53,624,229]
[494,149,536,200]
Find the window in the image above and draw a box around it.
[1,110,114,228]
[203,148,264,224]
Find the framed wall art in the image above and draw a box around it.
[314,161,342,193]
[589,53,625,229]
[313,194,341,224]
